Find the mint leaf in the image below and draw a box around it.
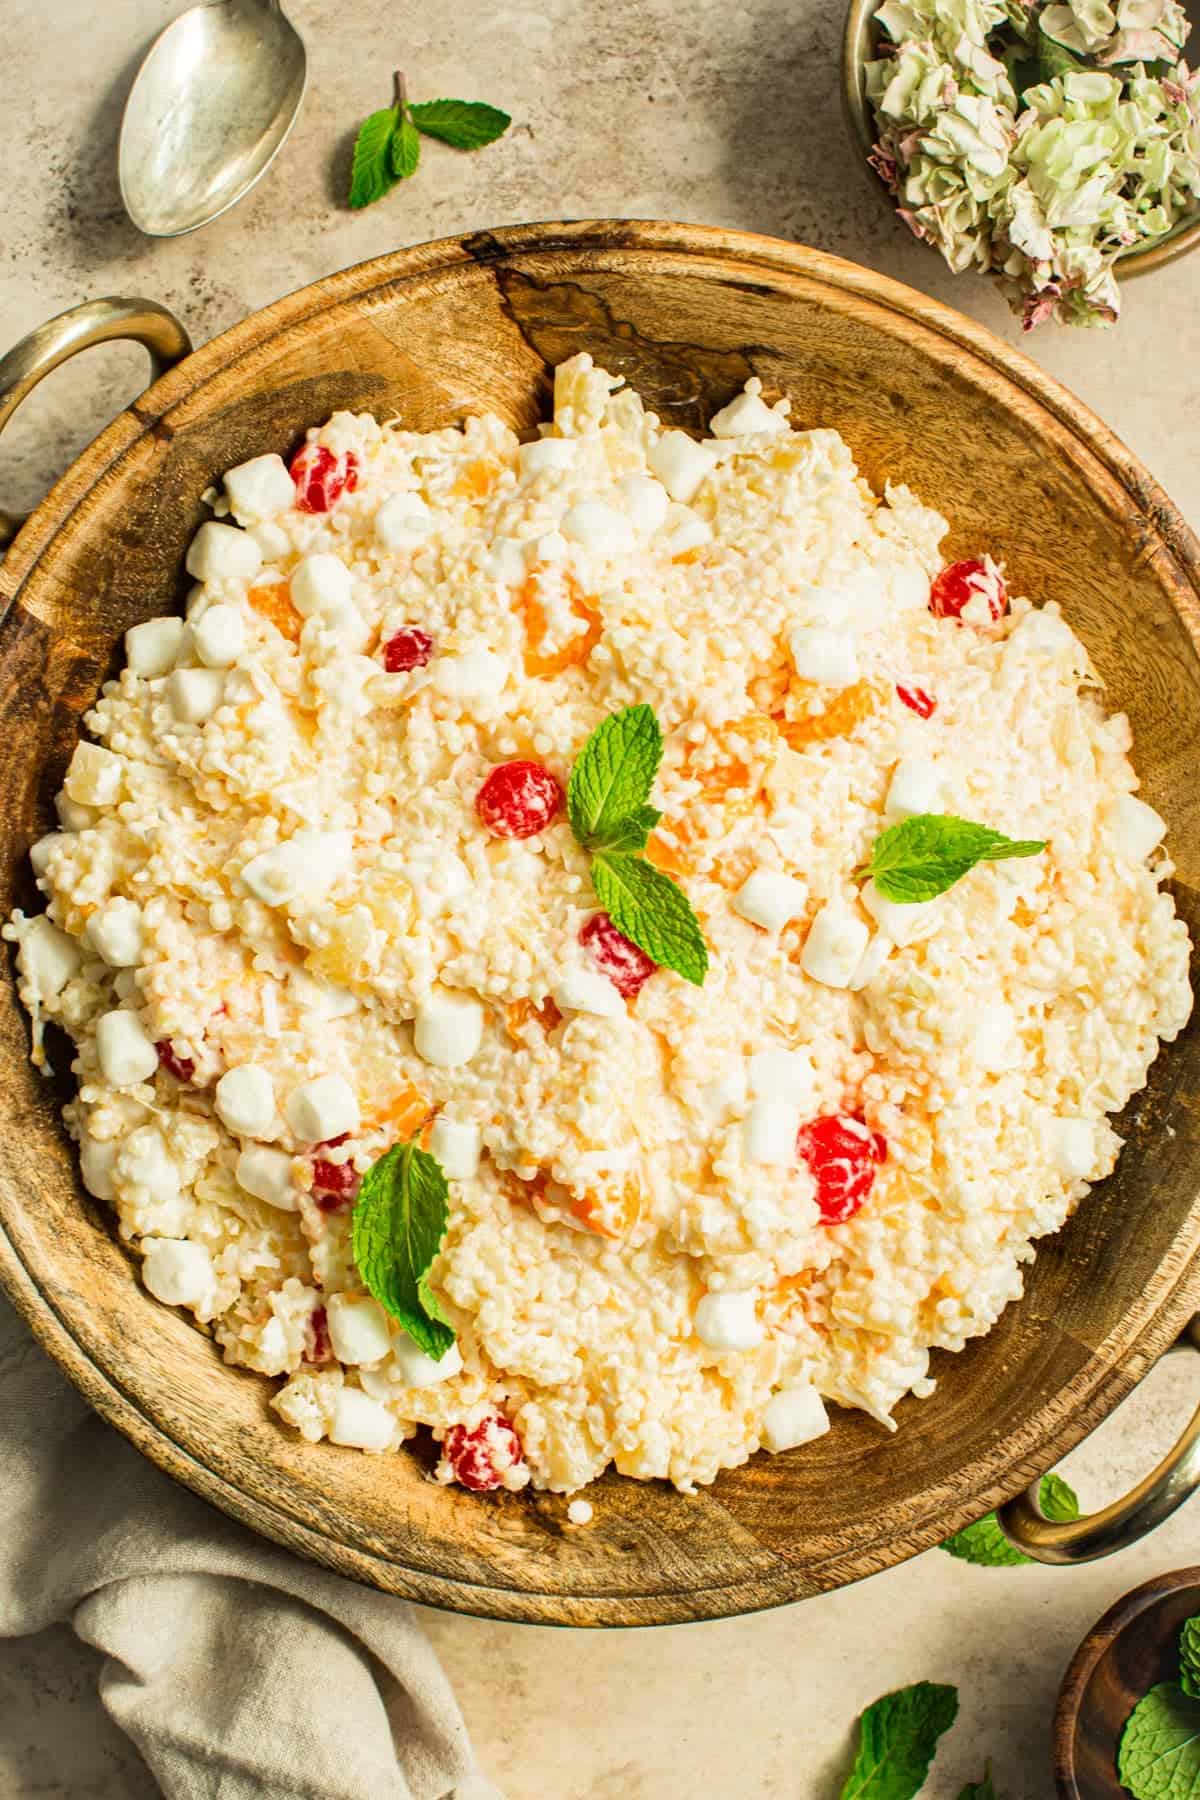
[1118,1682,1200,1798]
[352,1140,455,1358]
[350,105,401,209]
[863,813,1045,903]
[568,705,663,852]
[390,112,421,179]
[592,851,708,986]
[941,1473,1079,1565]
[593,803,661,854]
[957,1765,998,1800]
[839,1683,959,1800]
[1181,1619,1200,1701]
[409,99,512,149]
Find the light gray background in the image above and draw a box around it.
[2,1,1199,1794]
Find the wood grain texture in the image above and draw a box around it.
[1055,1568,1200,1798]
[1,222,1200,1625]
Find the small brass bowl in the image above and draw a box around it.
[841,0,1200,281]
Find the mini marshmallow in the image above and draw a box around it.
[648,430,716,503]
[399,852,471,918]
[561,500,635,556]
[414,990,485,1067]
[1008,605,1077,656]
[215,1064,276,1138]
[430,649,509,701]
[695,1289,764,1351]
[241,830,354,906]
[886,756,944,821]
[567,1499,594,1525]
[789,625,859,688]
[125,616,186,678]
[743,1097,801,1165]
[708,390,787,438]
[518,436,576,476]
[291,552,354,616]
[847,930,894,993]
[55,794,97,832]
[390,1333,463,1390]
[698,1063,748,1126]
[252,520,292,560]
[486,538,528,586]
[791,583,854,627]
[119,1125,181,1201]
[86,897,143,968]
[553,968,625,1019]
[236,1144,297,1210]
[1050,1116,1096,1180]
[193,602,247,668]
[533,530,570,563]
[329,1388,396,1452]
[861,881,938,948]
[141,1238,216,1310]
[288,968,359,1019]
[429,1116,482,1180]
[376,492,433,552]
[223,453,296,523]
[79,1134,118,1202]
[748,1046,816,1104]
[973,1002,1023,1072]
[733,869,807,932]
[65,742,124,808]
[661,510,713,558]
[96,1009,158,1087]
[800,901,870,989]
[185,521,263,585]
[326,1293,393,1365]
[286,1073,360,1143]
[167,667,225,725]
[1105,792,1166,861]
[30,832,68,876]
[617,474,670,535]
[762,1384,830,1452]
[19,915,81,1000]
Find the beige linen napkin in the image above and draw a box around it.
[0,1292,498,1800]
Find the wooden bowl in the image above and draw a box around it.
[1056,1568,1200,1796]
[2,222,1200,1625]
[841,0,1200,281]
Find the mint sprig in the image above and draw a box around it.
[349,71,511,210]
[839,1682,959,1800]
[940,1472,1079,1566]
[352,1139,455,1358]
[860,813,1046,904]
[567,706,707,986]
[1182,1618,1200,1702]
[1119,1681,1200,1799]
[957,1766,998,1800]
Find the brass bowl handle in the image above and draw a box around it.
[998,1319,1200,1563]
[0,297,192,551]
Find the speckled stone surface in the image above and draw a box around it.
[2,3,1199,1795]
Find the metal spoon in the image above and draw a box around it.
[118,0,307,237]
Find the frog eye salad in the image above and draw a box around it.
[864,0,1200,328]
[5,354,1190,1498]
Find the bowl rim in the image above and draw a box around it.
[840,0,1200,280]
[3,218,1200,1624]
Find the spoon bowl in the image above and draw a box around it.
[118,0,306,238]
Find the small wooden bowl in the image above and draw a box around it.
[1056,1568,1200,1797]
[841,0,1200,281]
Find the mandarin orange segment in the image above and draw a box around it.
[505,996,563,1040]
[373,1084,433,1140]
[453,457,499,499]
[776,680,883,748]
[517,567,602,677]
[247,581,303,643]
[645,829,691,876]
[568,1181,642,1240]
[772,1269,816,1303]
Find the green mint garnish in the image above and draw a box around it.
[566,705,707,985]
[1118,1681,1200,1799]
[861,813,1046,904]
[408,99,512,150]
[940,1472,1079,1566]
[349,71,510,209]
[839,1682,959,1800]
[593,852,708,987]
[568,704,664,853]
[352,1139,455,1358]
[957,1766,998,1800]
[1180,1618,1200,1701]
